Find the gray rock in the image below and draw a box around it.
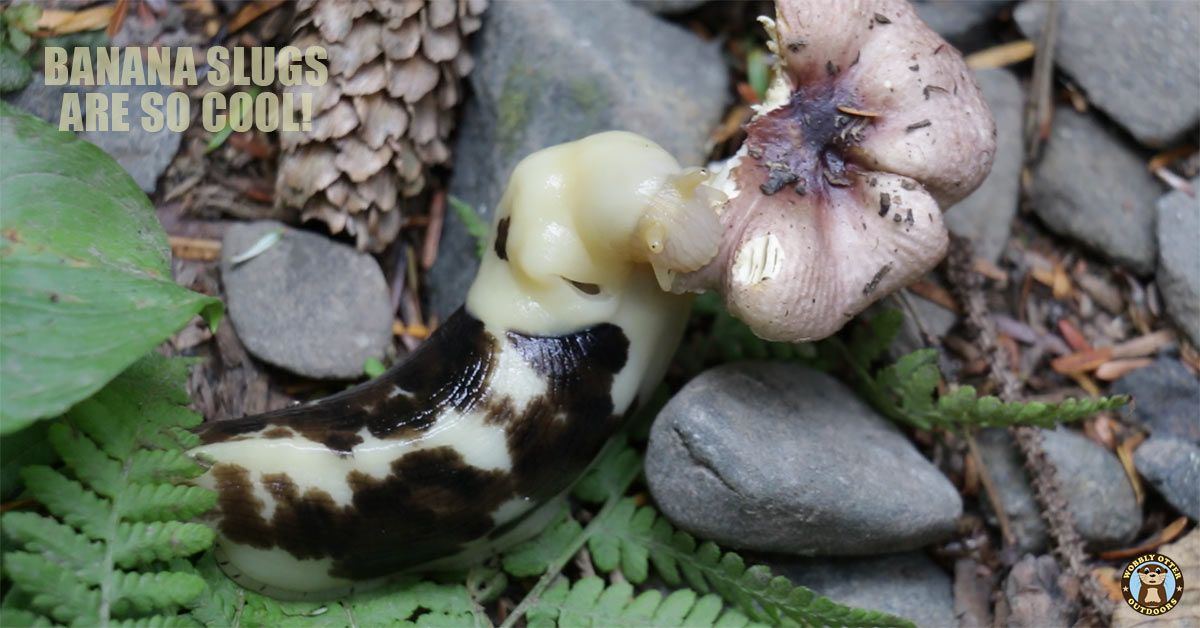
[220,221,392,380]
[1000,555,1079,628]
[1027,107,1161,275]
[428,0,729,320]
[629,0,708,15]
[774,552,956,627]
[977,427,1142,554]
[1156,181,1200,348]
[1110,358,1200,445]
[1015,2,1200,148]
[1135,437,1200,520]
[7,77,182,193]
[645,362,962,556]
[944,68,1024,264]
[913,1,1008,48]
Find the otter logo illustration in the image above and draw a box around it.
[1122,553,1185,617]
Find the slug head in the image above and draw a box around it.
[466,131,698,336]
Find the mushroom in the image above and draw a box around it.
[660,0,996,341]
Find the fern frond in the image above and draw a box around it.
[687,293,823,368]
[588,499,915,628]
[0,608,53,627]
[854,346,1129,430]
[501,510,581,577]
[189,553,487,627]
[1,354,216,626]
[573,435,642,505]
[527,576,764,628]
[846,308,904,367]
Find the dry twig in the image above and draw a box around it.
[945,235,1112,625]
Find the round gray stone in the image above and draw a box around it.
[913,0,1007,48]
[774,552,956,627]
[1135,437,1200,520]
[220,220,393,380]
[629,0,709,15]
[1027,107,1161,275]
[1015,1,1200,148]
[944,68,1024,264]
[645,362,962,556]
[977,427,1142,554]
[1156,180,1200,348]
[1111,358,1200,445]
[1001,555,1079,628]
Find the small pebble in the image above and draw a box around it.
[976,427,1142,554]
[1135,437,1200,520]
[221,221,393,380]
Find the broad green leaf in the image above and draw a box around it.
[0,102,222,432]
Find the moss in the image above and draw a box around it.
[568,78,607,112]
[497,59,532,159]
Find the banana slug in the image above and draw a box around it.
[191,132,711,599]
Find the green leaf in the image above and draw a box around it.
[501,510,581,577]
[526,576,763,628]
[0,44,31,93]
[0,103,223,433]
[363,356,386,378]
[1,354,217,625]
[746,48,770,102]
[4,4,43,32]
[7,26,31,54]
[847,308,903,367]
[205,87,259,152]
[589,499,915,627]
[448,195,490,258]
[572,435,640,504]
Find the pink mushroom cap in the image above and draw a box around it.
[674,0,995,342]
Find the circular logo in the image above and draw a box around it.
[1122,553,1185,616]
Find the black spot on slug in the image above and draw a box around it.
[502,324,629,499]
[494,217,511,261]
[567,279,601,295]
[204,315,639,582]
[198,308,499,453]
[210,446,514,580]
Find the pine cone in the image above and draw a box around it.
[277,0,485,251]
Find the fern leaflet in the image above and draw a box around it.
[586,499,914,628]
[853,347,1130,431]
[190,552,497,627]
[527,576,767,628]
[1,354,216,626]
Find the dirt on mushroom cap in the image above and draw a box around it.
[673,0,996,343]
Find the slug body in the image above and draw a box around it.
[191,132,696,598]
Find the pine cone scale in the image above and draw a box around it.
[277,0,486,251]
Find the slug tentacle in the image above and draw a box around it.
[191,132,692,599]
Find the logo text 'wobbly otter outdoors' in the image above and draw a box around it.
[42,46,328,134]
[1122,553,1186,616]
